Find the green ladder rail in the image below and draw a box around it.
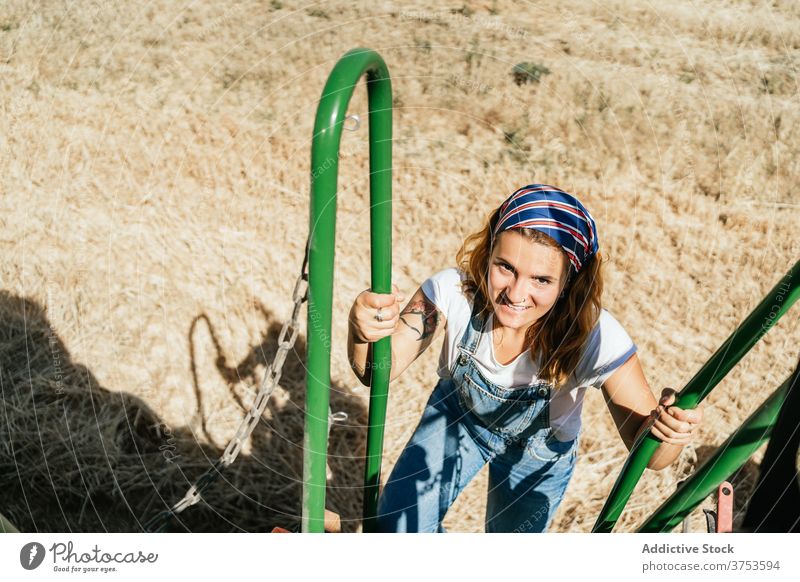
[1,510,19,533]
[593,259,800,533]
[304,48,393,533]
[637,370,796,532]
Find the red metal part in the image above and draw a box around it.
[716,481,734,533]
[270,510,341,533]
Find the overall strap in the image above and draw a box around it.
[458,296,489,356]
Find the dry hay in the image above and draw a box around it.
[0,0,798,532]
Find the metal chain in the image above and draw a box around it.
[144,237,327,532]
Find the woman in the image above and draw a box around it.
[347,184,703,533]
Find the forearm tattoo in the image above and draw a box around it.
[400,298,439,341]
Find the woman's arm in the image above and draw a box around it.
[600,353,703,471]
[347,284,404,386]
[347,285,447,385]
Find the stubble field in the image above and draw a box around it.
[0,0,798,533]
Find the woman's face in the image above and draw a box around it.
[487,230,568,336]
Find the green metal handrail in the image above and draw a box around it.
[1,510,18,533]
[637,373,794,532]
[304,48,393,533]
[592,259,800,532]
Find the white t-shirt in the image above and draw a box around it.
[421,267,637,441]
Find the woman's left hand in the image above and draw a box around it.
[646,388,704,445]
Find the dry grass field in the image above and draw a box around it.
[0,0,798,533]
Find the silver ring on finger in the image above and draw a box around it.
[375,307,384,322]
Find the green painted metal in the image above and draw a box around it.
[592,259,800,533]
[1,510,19,533]
[637,374,793,532]
[304,48,392,533]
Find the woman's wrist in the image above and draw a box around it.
[634,415,684,471]
[648,441,684,471]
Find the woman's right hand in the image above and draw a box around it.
[349,284,406,343]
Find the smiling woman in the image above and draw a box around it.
[487,230,567,353]
[456,187,606,390]
[347,183,705,533]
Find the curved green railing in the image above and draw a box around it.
[1,510,18,533]
[593,259,800,532]
[304,48,393,533]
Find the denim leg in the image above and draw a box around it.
[484,436,578,533]
[376,380,491,533]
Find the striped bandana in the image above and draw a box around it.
[492,184,599,273]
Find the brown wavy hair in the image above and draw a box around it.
[455,206,604,388]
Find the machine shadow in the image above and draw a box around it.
[0,290,368,532]
[185,301,369,533]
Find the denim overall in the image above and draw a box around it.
[376,302,579,533]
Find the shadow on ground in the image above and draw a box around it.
[0,291,368,532]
